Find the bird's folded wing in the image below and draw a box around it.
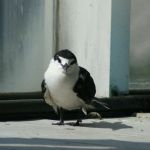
[73,67,96,104]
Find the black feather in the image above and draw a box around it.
[54,49,77,63]
[41,79,46,96]
[73,67,96,104]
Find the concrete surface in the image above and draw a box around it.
[0,117,150,150]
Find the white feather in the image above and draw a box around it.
[44,58,86,113]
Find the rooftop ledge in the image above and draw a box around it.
[0,91,150,121]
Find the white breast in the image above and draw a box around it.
[44,59,83,110]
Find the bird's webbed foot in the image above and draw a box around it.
[52,120,64,125]
[87,112,102,119]
[74,119,82,126]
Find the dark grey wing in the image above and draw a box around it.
[73,67,96,104]
[41,79,46,97]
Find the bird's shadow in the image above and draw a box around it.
[67,120,133,130]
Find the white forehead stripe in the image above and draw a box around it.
[59,56,69,65]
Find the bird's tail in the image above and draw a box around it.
[83,97,110,119]
[82,97,110,115]
[91,97,110,110]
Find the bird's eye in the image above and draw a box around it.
[70,60,76,65]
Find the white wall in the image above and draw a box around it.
[57,0,130,97]
[57,0,112,97]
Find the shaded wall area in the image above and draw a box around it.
[130,0,150,89]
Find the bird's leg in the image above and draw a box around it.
[59,107,64,125]
[52,107,64,125]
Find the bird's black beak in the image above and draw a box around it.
[62,63,69,72]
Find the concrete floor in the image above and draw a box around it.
[0,116,150,150]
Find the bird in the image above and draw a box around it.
[41,49,108,125]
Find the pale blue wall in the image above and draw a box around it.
[0,0,53,92]
[110,0,130,94]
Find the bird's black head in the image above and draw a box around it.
[53,49,78,74]
[54,49,77,63]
